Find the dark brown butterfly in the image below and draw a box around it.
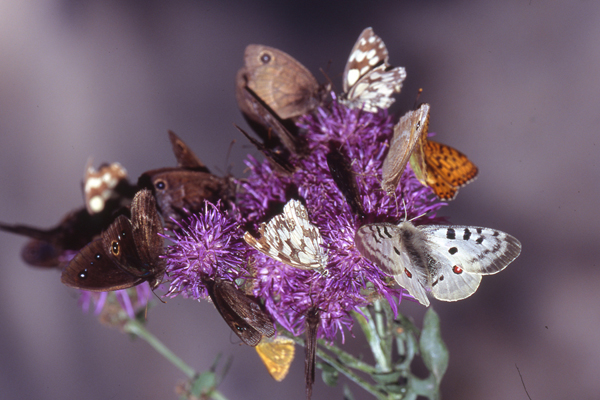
[61,189,165,291]
[304,307,320,400]
[0,205,130,268]
[203,278,275,347]
[138,132,234,229]
[238,44,327,121]
[234,124,295,174]
[167,130,210,172]
[138,168,232,229]
[235,83,303,157]
[326,144,364,218]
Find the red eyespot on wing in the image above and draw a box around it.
[404,268,412,278]
[452,265,463,274]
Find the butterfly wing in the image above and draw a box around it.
[304,308,320,400]
[61,238,144,291]
[83,161,136,215]
[130,189,165,287]
[326,146,364,217]
[255,336,295,381]
[344,65,407,112]
[167,130,209,172]
[342,28,406,112]
[355,223,430,306]
[244,200,328,270]
[206,280,274,347]
[138,168,229,228]
[343,27,389,93]
[381,104,430,195]
[235,84,301,156]
[418,225,521,301]
[243,45,321,120]
[423,140,479,200]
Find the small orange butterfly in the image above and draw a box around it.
[255,336,295,381]
[409,114,479,200]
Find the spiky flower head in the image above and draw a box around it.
[160,98,444,342]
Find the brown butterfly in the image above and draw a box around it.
[408,113,479,201]
[381,104,431,195]
[167,130,210,172]
[138,132,234,229]
[304,307,320,400]
[0,204,130,268]
[61,189,165,291]
[235,83,303,158]
[326,143,364,218]
[238,44,327,121]
[235,124,295,174]
[255,336,295,381]
[203,278,275,347]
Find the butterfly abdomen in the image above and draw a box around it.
[399,222,430,271]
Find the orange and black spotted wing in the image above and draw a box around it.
[423,140,479,200]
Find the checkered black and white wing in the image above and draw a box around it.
[244,199,328,270]
[341,28,407,112]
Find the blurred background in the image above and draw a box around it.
[0,1,597,399]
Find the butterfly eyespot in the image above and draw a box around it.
[111,241,120,255]
[78,269,88,279]
[259,52,271,64]
[452,265,463,274]
[404,268,412,278]
[155,180,166,190]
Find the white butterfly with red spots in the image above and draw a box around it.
[355,220,521,306]
[341,27,407,112]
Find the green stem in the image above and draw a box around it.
[284,334,387,400]
[124,319,196,379]
[315,344,388,400]
[354,308,390,371]
[320,341,378,374]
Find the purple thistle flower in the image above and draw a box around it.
[161,98,446,343]
[235,99,446,342]
[78,284,152,322]
[164,202,250,300]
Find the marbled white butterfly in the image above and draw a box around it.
[244,199,328,271]
[341,27,407,112]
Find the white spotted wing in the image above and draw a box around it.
[355,221,521,306]
[244,199,328,270]
[381,104,430,194]
[341,27,407,112]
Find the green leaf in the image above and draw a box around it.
[320,361,339,387]
[342,384,355,400]
[189,370,217,397]
[419,308,449,385]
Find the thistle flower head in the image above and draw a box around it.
[164,202,250,300]
[233,99,446,341]
[162,94,446,342]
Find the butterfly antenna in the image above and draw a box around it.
[224,139,236,176]
[412,88,424,110]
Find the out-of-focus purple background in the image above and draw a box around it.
[0,1,597,399]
